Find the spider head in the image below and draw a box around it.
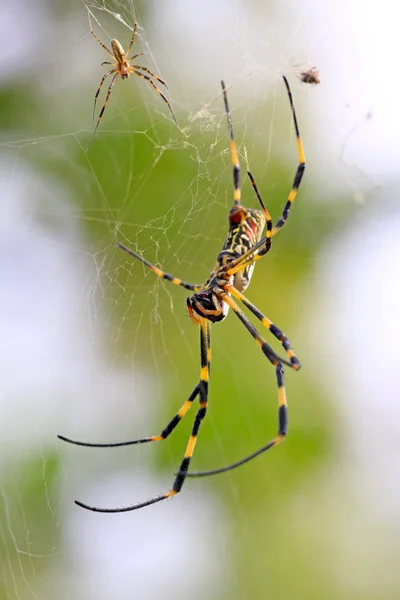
[186,292,227,324]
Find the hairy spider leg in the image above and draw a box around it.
[92,68,115,124]
[125,22,137,57]
[128,67,176,123]
[130,65,168,88]
[86,72,118,150]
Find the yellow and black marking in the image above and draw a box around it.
[272,76,306,237]
[186,362,287,478]
[227,285,301,370]
[221,295,293,368]
[72,320,210,513]
[221,80,241,205]
[117,242,202,291]
[59,76,305,512]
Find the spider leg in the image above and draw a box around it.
[89,17,115,59]
[186,296,288,478]
[272,76,306,237]
[125,22,137,56]
[247,170,272,255]
[58,382,200,448]
[92,68,115,125]
[129,67,177,123]
[221,80,241,206]
[126,52,146,62]
[226,284,301,370]
[131,65,168,88]
[117,242,203,291]
[86,72,119,151]
[74,319,210,512]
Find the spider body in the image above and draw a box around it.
[218,206,267,291]
[59,76,306,513]
[188,206,267,324]
[110,39,128,71]
[86,20,176,150]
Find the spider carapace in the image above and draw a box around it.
[58,76,305,513]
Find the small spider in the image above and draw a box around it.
[298,66,320,85]
[87,19,176,150]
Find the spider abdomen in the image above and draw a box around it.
[111,39,126,63]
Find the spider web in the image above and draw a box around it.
[1,0,400,599]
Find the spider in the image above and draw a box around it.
[298,66,320,85]
[58,76,306,512]
[86,19,176,150]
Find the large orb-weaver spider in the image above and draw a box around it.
[58,76,305,512]
[86,18,176,150]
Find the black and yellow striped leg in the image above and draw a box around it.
[57,384,199,448]
[185,297,288,478]
[73,320,210,512]
[221,80,241,206]
[86,72,119,150]
[117,242,202,291]
[130,68,177,123]
[272,76,306,237]
[222,295,292,368]
[187,362,287,477]
[247,170,272,255]
[172,319,210,493]
[226,285,301,370]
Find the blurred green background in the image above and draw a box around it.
[1,1,398,599]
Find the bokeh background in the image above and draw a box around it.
[1,0,399,599]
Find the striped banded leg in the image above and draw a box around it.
[89,17,115,59]
[272,76,306,237]
[125,22,137,56]
[186,296,288,478]
[129,68,176,123]
[117,242,202,291]
[247,170,272,256]
[131,65,168,88]
[226,285,301,370]
[57,384,199,449]
[126,52,145,62]
[73,320,210,512]
[171,319,210,494]
[92,68,115,124]
[221,80,241,205]
[87,72,119,150]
